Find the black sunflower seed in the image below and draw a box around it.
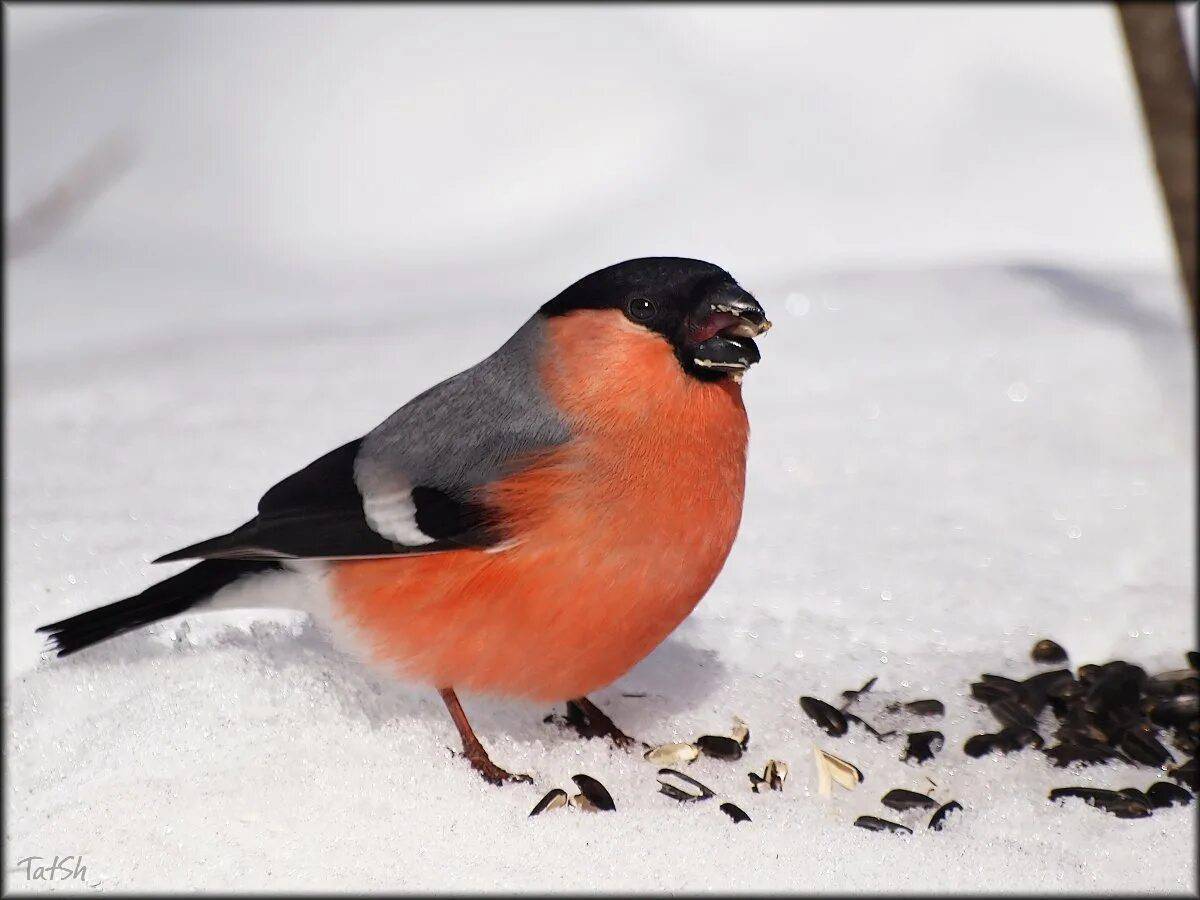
[1049,786,1151,818]
[571,774,615,811]
[881,788,939,812]
[990,696,1038,730]
[963,733,997,757]
[528,788,568,817]
[1146,780,1193,808]
[902,731,944,764]
[1168,757,1197,790]
[800,696,848,737]
[1031,639,1068,664]
[1148,694,1199,728]
[719,802,751,823]
[970,681,1012,704]
[1188,651,1200,672]
[1044,742,1124,767]
[854,815,912,835]
[995,726,1044,752]
[904,699,945,717]
[1145,669,1200,697]
[1024,669,1075,707]
[839,676,878,709]
[696,734,744,761]
[928,800,963,831]
[1119,729,1174,768]
[656,767,715,802]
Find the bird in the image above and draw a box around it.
[37,256,771,785]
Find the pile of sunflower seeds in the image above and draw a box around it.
[529,642,1196,831]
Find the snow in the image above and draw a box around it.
[5,6,1196,894]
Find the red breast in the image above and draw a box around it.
[330,310,749,701]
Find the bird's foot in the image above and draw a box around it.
[546,697,637,749]
[457,744,533,786]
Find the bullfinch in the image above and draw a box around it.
[38,257,771,784]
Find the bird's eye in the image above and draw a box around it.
[626,297,657,322]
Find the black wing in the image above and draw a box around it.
[154,439,498,562]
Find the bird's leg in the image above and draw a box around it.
[439,687,532,786]
[557,696,637,749]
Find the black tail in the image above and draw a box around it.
[37,559,281,657]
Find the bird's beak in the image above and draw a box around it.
[688,289,771,374]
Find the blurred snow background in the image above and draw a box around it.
[5,4,1195,893]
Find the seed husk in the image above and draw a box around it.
[994,726,1044,752]
[928,800,963,831]
[989,696,1038,730]
[749,758,788,793]
[571,774,615,811]
[1168,757,1197,790]
[1048,786,1151,819]
[1032,639,1068,664]
[529,788,569,817]
[844,712,896,741]
[1119,729,1174,768]
[814,747,863,796]
[696,734,744,761]
[1147,694,1199,728]
[839,676,878,709]
[720,801,751,823]
[902,730,944,764]
[643,742,700,766]
[963,733,997,757]
[1145,669,1200,697]
[854,815,912,835]
[881,788,939,812]
[657,767,715,802]
[800,696,849,737]
[731,716,750,749]
[1146,780,1193,808]
[1044,742,1125,767]
[904,699,945,717]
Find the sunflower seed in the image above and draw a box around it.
[881,788,939,813]
[1049,786,1151,819]
[854,815,912,835]
[643,742,700,766]
[902,731,944,764]
[1044,742,1125,767]
[696,734,744,761]
[529,788,569,817]
[571,774,615,811]
[1168,757,1196,790]
[970,681,1014,704]
[994,726,1044,752]
[1146,780,1193,808]
[1145,669,1200,697]
[800,696,848,737]
[1119,729,1174,768]
[814,746,863,796]
[928,800,963,831]
[1147,694,1199,728]
[903,699,945,717]
[720,802,751,823]
[657,767,715,802]
[989,696,1038,730]
[1031,639,1068,664]
[963,733,997,757]
[1188,651,1200,672]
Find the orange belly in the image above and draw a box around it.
[330,312,749,702]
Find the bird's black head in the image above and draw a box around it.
[538,257,770,381]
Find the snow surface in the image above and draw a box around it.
[5,5,1197,895]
